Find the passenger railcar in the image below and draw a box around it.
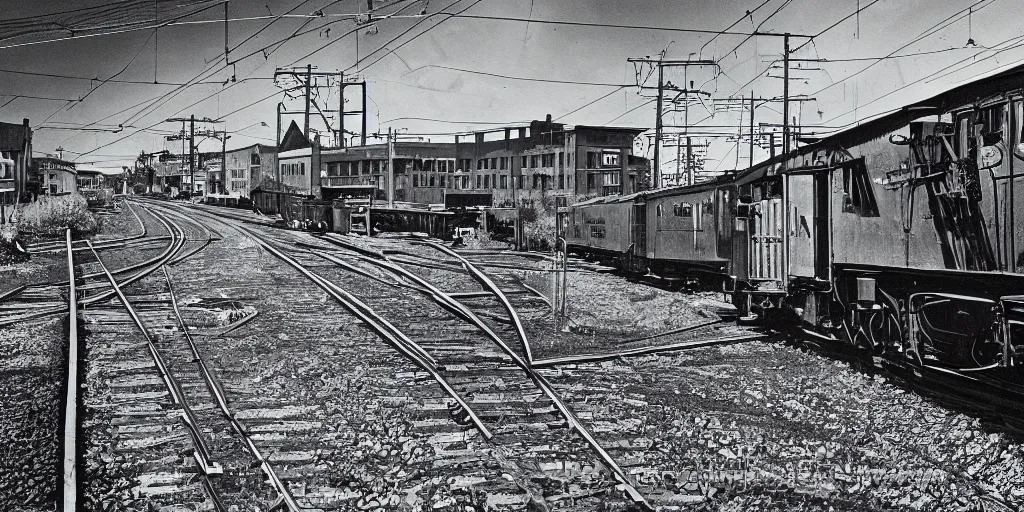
[562,61,1024,378]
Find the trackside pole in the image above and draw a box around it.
[63,228,78,511]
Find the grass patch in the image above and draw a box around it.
[15,194,98,238]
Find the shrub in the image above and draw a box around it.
[16,194,98,238]
[0,222,27,265]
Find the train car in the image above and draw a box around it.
[758,62,1024,377]
[563,192,643,270]
[644,181,733,285]
[563,61,1024,379]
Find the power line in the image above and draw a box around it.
[698,0,775,59]
[806,0,997,97]
[439,12,813,37]
[403,64,633,87]
[791,0,884,53]
[0,1,227,50]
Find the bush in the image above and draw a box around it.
[15,194,98,238]
[0,223,27,265]
[519,202,557,252]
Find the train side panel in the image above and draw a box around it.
[645,188,729,278]
[565,198,634,259]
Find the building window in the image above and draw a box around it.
[500,157,508,170]
[490,158,497,169]
[558,153,564,168]
[558,174,564,189]
[500,175,508,189]
[251,154,261,165]
[476,175,481,188]
[440,175,446,188]
[484,175,490,188]
[587,173,596,189]
[602,150,621,167]
[542,154,554,167]
[521,156,528,168]
[531,155,539,168]
[413,174,419,187]
[673,203,693,218]
[300,162,305,175]
[429,174,436,187]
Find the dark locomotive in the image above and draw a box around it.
[562,62,1024,384]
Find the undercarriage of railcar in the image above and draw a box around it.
[787,268,1024,387]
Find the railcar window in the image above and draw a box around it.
[590,225,606,238]
[673,203,693,218]
[1015,101,1024,160]
[656,204,662,217]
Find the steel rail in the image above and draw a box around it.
[417,241,534,364]
[233,225,493,440]
[531,333,773,368]
[27,201,148,253]
[62,229,78,512]
[79,202,187,306]
[147,203,219,265]
[163,266,300,512]
[169,206,494,442]
[317,244,650,508]
[156,202,648,506]
[85,242,225,501]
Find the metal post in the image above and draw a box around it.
[749,93,755,167]
[276,103,282,183]
[189,114,195,200]
[387,127,394,208]
[303,64,312,140]
[344,71,348,146]
[686,136,693,186]
[653,62,664,189]
[62,229,78,512]
[782,33,790,162]
[361,82,367,147]
[221,130,227,195]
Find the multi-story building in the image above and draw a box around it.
[0,119,32,214]
[276,120,320,195]
[32,157,77,195]
[209,143,277,196]
[312,116,647,206]
[320,142,456,204]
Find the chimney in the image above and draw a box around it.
[545,114,552,123]
[23,118,29,127]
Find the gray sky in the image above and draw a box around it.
[1,0,1022,172]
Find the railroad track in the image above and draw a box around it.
[0,201,212,327]
[149,202,646,509]
[75,207,297,510]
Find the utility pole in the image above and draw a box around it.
[190,114,195,200]
[627,58,718,189]
[686,136,693,186]
[276,67,367,148]
[164,116,222,199]
[386,127,395,208]
[654,63,664,189]
[749,93,755,167]
[782,33,790,163]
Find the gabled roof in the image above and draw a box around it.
[279,120,311,152]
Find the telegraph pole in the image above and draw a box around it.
[782,33,790,161]
[386,127,395,208]
[749,93,755,167]
[276,67,367,148]
[303,64,312,139]
[654,63,663,189]
[627,58,718,189]
[189,114,195,199]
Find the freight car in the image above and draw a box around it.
[563,61,1024,378]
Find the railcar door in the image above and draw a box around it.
[631,202,646,265]
[748,180,785,285]
[786,172,831,281]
